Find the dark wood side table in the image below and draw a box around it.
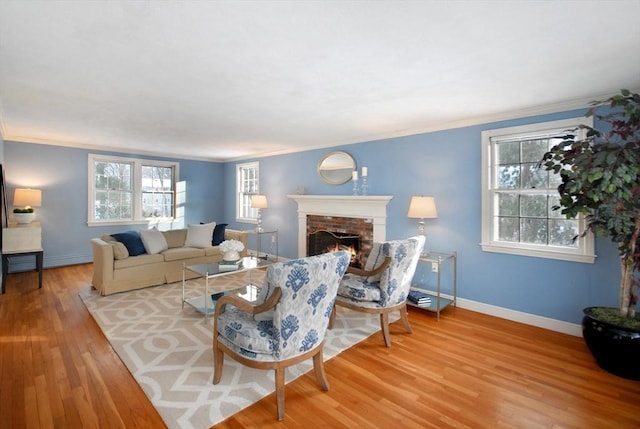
[2,250,43,294]
[2,221,43,294]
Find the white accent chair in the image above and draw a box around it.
[330,236,425,347]
[213,250,350,420]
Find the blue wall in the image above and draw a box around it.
[3,142,224,266]
[223,108,620,325]
[2,106,622,326]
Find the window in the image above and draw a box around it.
[236,162,259,223]
[481,118,595,263]
[88,154,178,225]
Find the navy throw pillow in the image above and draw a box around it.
[212,223,228,246]
[111,231,146,256]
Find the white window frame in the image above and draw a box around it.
[88,154,179,226]
[480,117,595,263]
[236,161,260,223]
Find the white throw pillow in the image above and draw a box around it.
[364,242,385,282]
[139,227,169,254]
[184,222,216,248]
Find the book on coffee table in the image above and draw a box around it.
[219,259,240,271]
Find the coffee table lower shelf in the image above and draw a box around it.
[184,292,226,315]
[183,283,260,321]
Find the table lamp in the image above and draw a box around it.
[407,196,437,236]
[251,194,268,232]
[13,188,42,224]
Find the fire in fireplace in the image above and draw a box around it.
[307,230,362,268]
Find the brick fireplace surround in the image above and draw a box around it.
[287,195,393,258]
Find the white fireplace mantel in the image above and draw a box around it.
[287,195,393,258]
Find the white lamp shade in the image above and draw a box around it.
[251,194,268,209]
[407,196,437,219]
[14,188,42,207]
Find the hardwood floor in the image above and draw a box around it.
[1,264,639,428]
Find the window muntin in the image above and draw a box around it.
[94,161,133,221]
[236,162,259,223]
[481,118,595,263]
[141,165,174,218]
[89,154,178,225]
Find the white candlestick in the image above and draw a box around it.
[352,171,358,181]
[362,166,368,177]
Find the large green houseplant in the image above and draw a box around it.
[540,89,640,378]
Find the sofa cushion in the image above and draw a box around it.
[111,242,129,260]
[185,222,215,248]
[163,247,206,262]
[114,253,164,269]
[112,231,146,256]
[204,246,222,257]
[213,223,228,246]
[162,229,187,248]
[139,227,168,254]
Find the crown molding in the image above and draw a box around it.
[0,134,226,163]
[224,93,609,162]
[3,89,638,163]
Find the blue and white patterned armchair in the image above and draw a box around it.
[330,236,425,347]
[213,250,350,420]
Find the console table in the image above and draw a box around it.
[2,221,43,294]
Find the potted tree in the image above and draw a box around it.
[540,89,640,379]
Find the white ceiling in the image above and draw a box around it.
[1,1,639,162]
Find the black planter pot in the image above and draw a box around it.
[582,307,640,380]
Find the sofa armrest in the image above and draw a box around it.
[224,229,249,257]
[91,238,114,294]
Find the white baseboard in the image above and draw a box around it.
[456,297,582,337]
[238,251,584,337]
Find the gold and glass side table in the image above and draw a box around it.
[409,251,457,320]
[245,229,278,262]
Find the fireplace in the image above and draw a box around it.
[288,195,393,258]
[308,230,362,267]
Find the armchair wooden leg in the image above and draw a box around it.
[380,312,391,347]
[312,346,329,391]
[399,304,413,334]
[275,367,286,421]
[213,341,224,384]
[328,304,336,329]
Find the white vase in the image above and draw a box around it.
[14,213,36,224]
[223,250,240,261]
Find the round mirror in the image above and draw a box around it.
[317,151,356,185]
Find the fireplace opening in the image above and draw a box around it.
[307,230,362,268]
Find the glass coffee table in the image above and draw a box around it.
[182,256,267,321]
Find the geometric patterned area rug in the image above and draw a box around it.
[80,273,391,429]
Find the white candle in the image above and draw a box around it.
[352,171,358,181]
[362,166,368,177]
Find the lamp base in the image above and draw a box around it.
[14,213,36,224]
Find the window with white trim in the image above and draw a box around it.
[88,154,178,225]
[236,162,259,223]
[481,117,595,263]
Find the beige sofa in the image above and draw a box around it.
[91,228,248,296]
